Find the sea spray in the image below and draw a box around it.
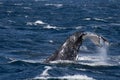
[96,39,109,64]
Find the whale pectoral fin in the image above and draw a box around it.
[100,36,109,46]
[88,35,100,46]
[83,32,109,47]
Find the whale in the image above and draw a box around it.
[44,31,109,63]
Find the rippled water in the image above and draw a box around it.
[0,0,120,80]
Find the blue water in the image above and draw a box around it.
[0,0,120,80]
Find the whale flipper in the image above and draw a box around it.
[83,32,109,47]
[45,31,109,63]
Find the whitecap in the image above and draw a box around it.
[26,22,33,26]
[7,11,13,13]
[93,18,106,22]
[77,55,113,66]
[75,26,82,29]
[110,23,120,26]
[43,25,65,30]
[45,3,63,8]
[43,25,57,29]
[34,20,46,25]
[26,20,66,30]
[40,66,52,76]
[49,40,54,43]
[23,7,31,10]
[25,15,28,18]
[49,60,75,64]
[34,74,95,80]
[8,58,44,64]
[26,20,46,26]
[83,18,91,21]
[8,20,16,23]
[20,59,44,63]
[80,62,113,66]
[78,56,98,61]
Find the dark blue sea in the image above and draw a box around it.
[0,0,120,80]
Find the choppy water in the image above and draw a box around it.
[0,0,120,80]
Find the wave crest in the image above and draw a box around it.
[34,74,95,80]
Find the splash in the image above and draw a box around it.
[34,74,95,80]
[96,39,109,64]
[40,66,52,76]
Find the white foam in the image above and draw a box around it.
[26,20,46,26]
[110,23,120,26]
[26,21,66,30]
[7,11,13,13]
[40,66,52,76]
[78,56,99,61]
[8,59,44,64]
[49,40,54,43]
[43,25,65,30]
[93,18,106,22]
[25,15,28,18]
[83,18,91,21]
[8,20,16,23]
[21,59,43,63]
[34,20,46,25]
[34,74,95,80]
[45,3,63,8]
[80,62,112,66]
[43,25,57,29]
[75,26,82,29]
[23,7,31,10]
[26,22,33,26]
[49,60,75,64]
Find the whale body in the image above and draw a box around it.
[44,31,109,63]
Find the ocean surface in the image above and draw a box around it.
[0,0,120,80]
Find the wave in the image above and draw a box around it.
[26,20,83,30]
[6,10,13,14]
[26,20,46,26]
[49,60,75,64]
[34,65,95,80]
[40,66,52,76]
[110,23,120,26]
[23,7,32,10]
[45,3,63,8]
[83,17,106,22]
[83,18,91,21]
[26,21,65,30]
[8,58,44,64]
[14,3,23,6]
[43,25,66,30]
[77,55,118,67]
[75,26,82,29]
[34,74,95,80]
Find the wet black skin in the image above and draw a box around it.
[44,32,86,63]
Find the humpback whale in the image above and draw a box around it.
[44,31,109,63]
